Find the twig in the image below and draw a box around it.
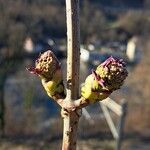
[62,0,80,149]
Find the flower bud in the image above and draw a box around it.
[81,56,128,103]
[27,50,65,98]
[96,56,128,91]
[27,50,60,80]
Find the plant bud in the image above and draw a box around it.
[81,56,128,103]
[96,56,128,91]
[27,50,65,98]
[27,50,60,80]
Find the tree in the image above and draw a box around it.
[27,1,128,149]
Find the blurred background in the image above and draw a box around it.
[0,0,150,149]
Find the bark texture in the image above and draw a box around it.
[62,0,80,150]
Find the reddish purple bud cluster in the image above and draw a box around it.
[95,56,128,91]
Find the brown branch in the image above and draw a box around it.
[62,0,80,149]
[73,97,90,109]
[51,94,65,107]
[54,96,90,112]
